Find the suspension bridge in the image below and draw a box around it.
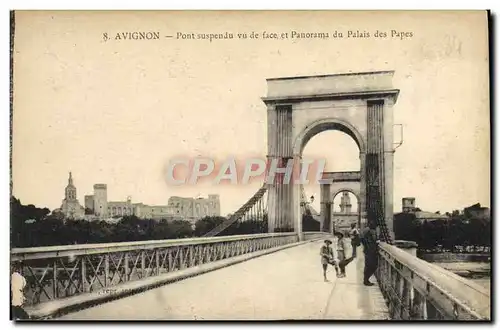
[11,71,490,321]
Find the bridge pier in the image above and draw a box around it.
[365,100,395,240]
[359,153,368,229]
[292,177,304,240]
[266,105,294,232]
[320,183,331,233]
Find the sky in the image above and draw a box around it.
[12,11,490,216]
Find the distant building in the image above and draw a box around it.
[340,192,352,213]
[464,203,490,221]
[402,197,416,213]
[80,182,220,222]
[104,196,175,220]
[394,198,449,223]
[108,196,133,217]
[93,184,108,218]
[132,203,176,220]
[56,172,85,219]
[84,195,94,212]
[332,192,357,231]
[413,211,449,222]
[168,194,221,221]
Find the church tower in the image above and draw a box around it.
[65,172,77,201]
[340,191,352,213]
[59,171,84,219]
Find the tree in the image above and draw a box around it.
[194,216,226,236]
[168,220,194,238]
[222,218,268,235]
[11,196,52,247]
[393,205,491,254]
[394,212,420,242]
[45,210,65,221]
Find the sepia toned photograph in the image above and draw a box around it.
[10,10,490,321]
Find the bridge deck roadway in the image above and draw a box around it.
[59,240,389,320]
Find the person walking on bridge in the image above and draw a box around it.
[320,239,340,282]
[360,226,379,286]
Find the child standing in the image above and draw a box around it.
[320,239,340,281]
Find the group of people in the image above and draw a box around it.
[320,223,379,286]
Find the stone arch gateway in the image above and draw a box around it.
[262,71,399,240]
[320,171,361,233]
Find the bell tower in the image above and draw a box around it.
[65,172,77,201]
[340,191,352,213]
[60,171,85,219]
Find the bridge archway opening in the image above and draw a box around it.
[331,190,360,234]
[300,129,361,232]
[332,190,359,213]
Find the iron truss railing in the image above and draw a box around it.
[205,185,320,238]
[377,242,490,320]
[203,185,268,237]
[11,233,298,307]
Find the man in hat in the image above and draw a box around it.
[360,226,379,286]
[320,239,339,282]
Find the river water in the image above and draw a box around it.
[471,278,490,291]
[432,262,490,292]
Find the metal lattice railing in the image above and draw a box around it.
[377,242,490,320]
[11,233,298,306]
[203,185,268,237]
[205,185,320,238]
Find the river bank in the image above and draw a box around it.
[432,261,490,292]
